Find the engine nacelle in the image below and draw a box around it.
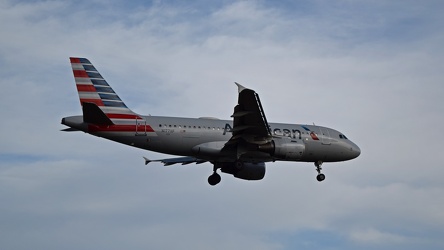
[217,162,266,181]
[258,138,305,160]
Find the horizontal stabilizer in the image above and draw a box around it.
[61,127,80,132]
[143,157,151,165]
[82,102,114,125]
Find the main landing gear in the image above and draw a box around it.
[315,161,325,182]
[208,171,221,186]
[208,163,221,186]
[207,161,243,186]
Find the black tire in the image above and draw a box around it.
[208,173,221,186]
[316,173,325,182]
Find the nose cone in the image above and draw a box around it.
[348,141,361,159]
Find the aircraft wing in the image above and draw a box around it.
[145,84,273,165]
[224,83,273,160]
[228,83,272,142]
[144,156,207,166]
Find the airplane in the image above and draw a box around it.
[62,57,361,186]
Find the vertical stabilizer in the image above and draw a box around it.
[70,57,141,120]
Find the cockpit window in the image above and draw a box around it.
[339,134,348,139]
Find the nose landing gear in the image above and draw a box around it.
[315,161,325,182]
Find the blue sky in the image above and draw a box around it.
[1,0,444,249]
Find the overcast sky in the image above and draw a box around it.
[1,0,444,249]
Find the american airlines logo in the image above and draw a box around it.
[223,123,304,140]
[302,126,319,140]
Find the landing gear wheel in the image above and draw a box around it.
[314,161,325,182]
[316,173,325,182]
[208,173,221,186]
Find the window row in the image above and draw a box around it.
[159,124,222,130]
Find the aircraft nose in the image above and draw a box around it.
[348,142,361,159]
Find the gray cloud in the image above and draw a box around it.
[1,0,444,249]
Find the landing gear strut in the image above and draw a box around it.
[315,161,325,182]
[208,165,221,186]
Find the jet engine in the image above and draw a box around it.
[258,138,305,160]
[216,162,266,180]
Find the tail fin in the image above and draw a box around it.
[70,57,141,120]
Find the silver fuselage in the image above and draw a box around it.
[63,115,361,163]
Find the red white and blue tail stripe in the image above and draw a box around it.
[70,57,141,120]
[68,57,157,135]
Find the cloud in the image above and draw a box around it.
[1,0,444,249]
[349,228,410,245]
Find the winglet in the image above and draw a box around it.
[143,157,151,165]
[235,82,247,93]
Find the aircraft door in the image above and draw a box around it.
[135,118,147,136]
[318,126,331,145]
